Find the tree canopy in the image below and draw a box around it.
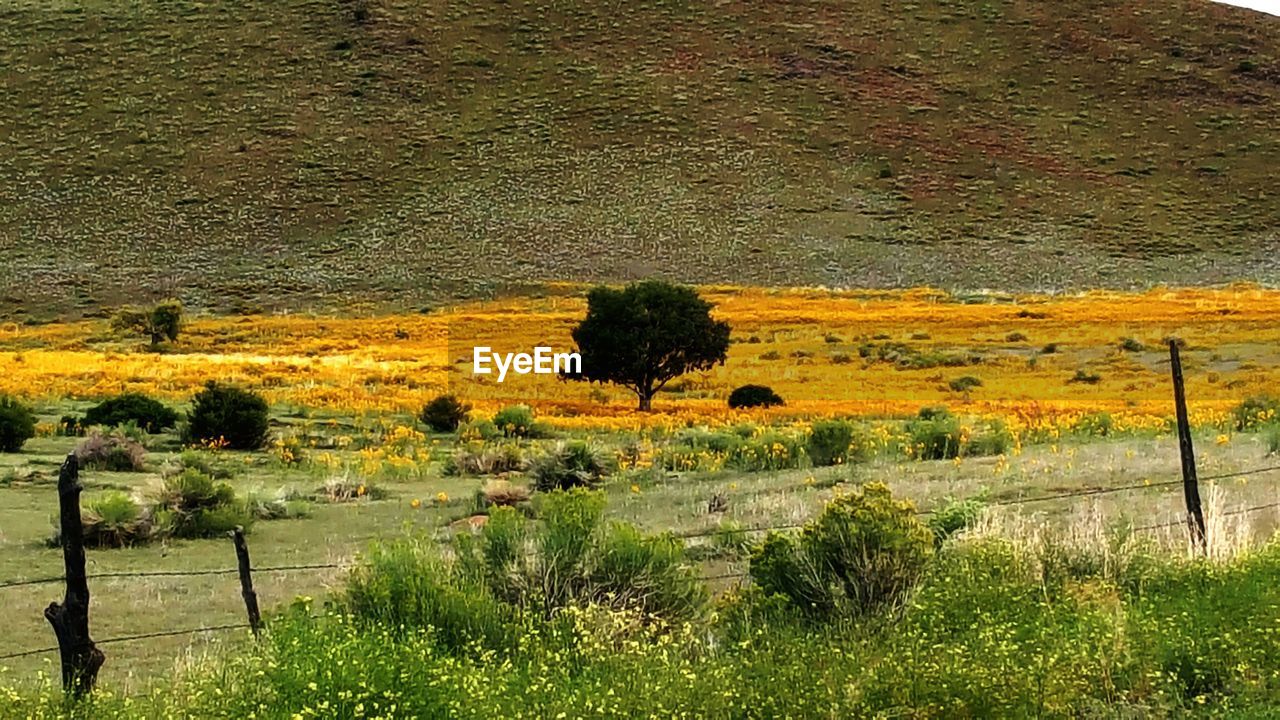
[569,281,730,411]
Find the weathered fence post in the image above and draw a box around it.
[231,526,262,637]
[43,453,104,695]
[1168,339,1207,551]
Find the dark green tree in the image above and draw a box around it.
[111,299,183,348]
[569,281,730,411]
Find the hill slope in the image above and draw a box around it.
[1,0,1278,317]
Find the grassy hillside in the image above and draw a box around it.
[1,0,1277,318]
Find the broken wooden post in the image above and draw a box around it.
[43,453,104,695]
[232,526,262,637]
[1168,339,1207,551]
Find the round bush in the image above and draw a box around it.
[807,419,856,467]
[183,382,270,450]
[727,384,784,409]
[420,394,470,432]
[749,482,933,618]
[493,405,536,438]
[0,395,36,453]
[84,392,179,433]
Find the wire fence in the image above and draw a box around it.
[0,461,1277,671]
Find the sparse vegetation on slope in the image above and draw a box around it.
[1,0,1278,318]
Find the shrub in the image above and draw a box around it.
[916,405,951,421]
[530,441,613,492]
[1234,395,1280,431]
[0,396,36,452]
[80,492,153,548]
[493,405,536,438]
[1068,369,1102,385]
[749,482,933,618]
[587,522,706,619]
[728,384,784,409]
[444,442,526,476]
[947,376,983,393]
[183,381,270,450]
[926,496,986,545]
[75,430,147,472]
[1267,425,1280,456]
[906,414,964,460]
[83,393,179,433]
[807,419,855,467]
[58,415,85,437]
[420,395,470,432]
[1073,411,1114,437]
[1119,337,1146,352]
[346,538,518,653]
[153,468,252,538]
[727,431,807,471]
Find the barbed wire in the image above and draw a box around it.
[0,562,350,591]
[0,622,255,662]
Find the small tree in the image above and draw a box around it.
[0,395,37,453]
[569,281,730,411]
[112,299,183,348]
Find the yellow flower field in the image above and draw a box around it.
[1,285,1277,432]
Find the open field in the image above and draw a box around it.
[0,286,1278,698]
[3,285,1280,426]
[2,0,1279,319]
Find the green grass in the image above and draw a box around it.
[1,401,1278,692]
[1,0,1278,319]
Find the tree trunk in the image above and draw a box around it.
[637,391,653,412]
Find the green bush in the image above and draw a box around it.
[906,414,1009,460]
[926,496,986,545]
[183,381,270,449]
[420,394,470,432]
[83,393,179,433]
[947,375,983,393]
[727,384,784,409]
[807,419,855,467]
[1072,411,1115,437]
[0,395,36,453]
[493,404,536,438]
[1234,395,1280,431]
[74,430,148,471]
[346,537,518,653]
[80,492,153,548]
[529,440,613,492]
[750,482,933,618]
[727,430,807,471]
[153,468,251,538]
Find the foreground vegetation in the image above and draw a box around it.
[4,491,1280,718]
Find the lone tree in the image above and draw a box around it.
[569,281,730,411]
[111,299,183,348]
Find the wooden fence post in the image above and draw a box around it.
[231,527,262,637]
[43,453,104,695]
[1169,340,1207,551]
